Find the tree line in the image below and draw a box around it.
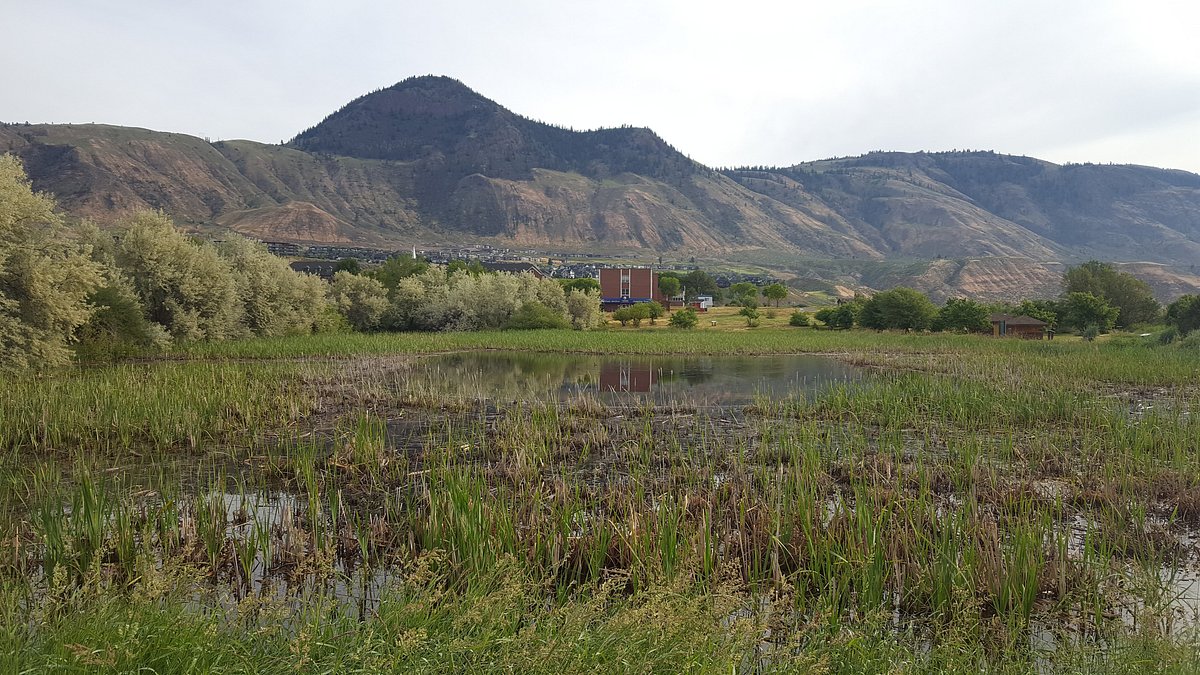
[0,155,601,370]
[809,261,1198,340]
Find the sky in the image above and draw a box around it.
[3,0,1199,172]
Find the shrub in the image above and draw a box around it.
[860,287,937,331]
[75,282,170,362]
[382,267,567,331]
[1166,295,1200,335]
[1178,330,1200,351]
[217,236,330,337]
[505,301,570,330]
[669,307,699,329]
[788,311,811,327]
[815,303,859,329]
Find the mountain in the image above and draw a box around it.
[3,75,1200,300]
[724,152,1200,266]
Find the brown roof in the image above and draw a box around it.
[989,313,1047,326]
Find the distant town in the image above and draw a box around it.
[263,240,781,288]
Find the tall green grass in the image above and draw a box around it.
[2,329,1198,671]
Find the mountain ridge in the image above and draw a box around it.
[3,76,1200,300]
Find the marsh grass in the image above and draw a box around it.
[2,330,1199,671]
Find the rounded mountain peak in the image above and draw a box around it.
[289,75,510,161]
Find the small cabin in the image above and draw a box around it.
[989,314,1048,339]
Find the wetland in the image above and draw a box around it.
[2,330,1199,672]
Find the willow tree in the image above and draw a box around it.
[0,154,103,368]
[107,211,244,343]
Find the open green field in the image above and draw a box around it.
[3,327,1200,672]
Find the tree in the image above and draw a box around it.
[629,303,653,326]
[788,310,811,327]
[1166,295,1200,335]
[0,154,104,368]
[371,254,429,291]
[1017,299,1059,328]
[330,271,389,331]
[1060,292,1118,333]
[447,259,487,276]
[565,289,601,330]
[859,287,937,330]
[217,236,330,337]
[669,307,698,328]
[934,297,989,333]
[108,210,243,343]
[644,301,664,324]
[762,283,788,307]
[334,258,361,275]
[814,304,859,329]
[613,304,651,327]
[612,306,634,326]
[561,277,600,294]
[729,282,759,307]
[1063,261,1160,327]
[658,275,681,309]
[738,305,761,327]
[681,270,718,301]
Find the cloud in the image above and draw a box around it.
[2,0,1197,171]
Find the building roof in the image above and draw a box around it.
[481,261,544,277]
[989,313,1047,326]
[289,261,338,279]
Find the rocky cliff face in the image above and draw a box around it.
[4,76,1200,299]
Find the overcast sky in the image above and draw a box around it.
[4,0,1198,172]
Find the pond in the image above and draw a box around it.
[405,351,867,407]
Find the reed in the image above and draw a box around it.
[2,329,1198,671]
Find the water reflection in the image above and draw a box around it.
[417,352,865,407]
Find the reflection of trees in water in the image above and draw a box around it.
[379,352,864,404]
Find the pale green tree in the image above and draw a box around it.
[330,270,389,331]
[0,154,104,368]
[217,236,329,337]
[108,211,244,343]
[565,289,602,330]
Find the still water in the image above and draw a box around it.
[407,351,866,407]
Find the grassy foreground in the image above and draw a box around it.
[2,327,1200,672]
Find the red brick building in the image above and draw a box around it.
[599,268,683,311]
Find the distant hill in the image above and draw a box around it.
[725,151,1200,266]
[3,75,1200,300]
